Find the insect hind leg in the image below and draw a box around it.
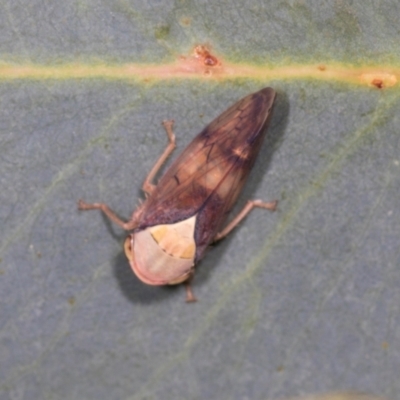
[213,199,277,242]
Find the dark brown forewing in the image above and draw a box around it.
[139,87,276,248]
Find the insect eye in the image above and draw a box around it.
[124,236,134,262]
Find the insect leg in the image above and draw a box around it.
[213,199,277,242]
[77,200,138,230]
[184,274,197,303]
[142,120,176,196]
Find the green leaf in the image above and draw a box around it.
[0,2,398,399]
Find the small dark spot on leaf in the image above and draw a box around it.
[68,296,76,306]
[372,78,384,89]
[180,17,191,27]
[155,25,170,40]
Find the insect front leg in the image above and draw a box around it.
[213,199,278,242]
[77,200,138,231]
[142,120,176,196]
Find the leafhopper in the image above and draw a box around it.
[78,88,277,301]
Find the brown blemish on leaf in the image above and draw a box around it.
[371,79,383,89]
[360,72,397,88]
[175,44,223,77]
[179,17,191,27]
[193,45,219,67]
[68,296,76,306]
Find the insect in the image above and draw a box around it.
[78,87,277,302]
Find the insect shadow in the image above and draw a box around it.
[86,205,171,304]
[111,89,290,305]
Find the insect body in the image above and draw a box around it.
[78,87,277,301]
